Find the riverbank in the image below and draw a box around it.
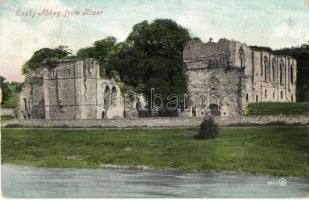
[2,127,309,179]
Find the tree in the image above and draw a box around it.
[109,19,191,109]
[0,76,10,103]
[22,46,72,74]
[76,36,118,78]
[76,47,95,59]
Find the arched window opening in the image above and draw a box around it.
[256,95,258,103]
[239,47,245,67]
[23,98,27,110]
[279,64,283,84]
[192,107,196,117]
[111,86,117,106]
[264,57,268,82]
[261,56,263,77]
[104,86,110,111]
[272,59,276,82]
[245,93,249,102]
[209,104,221,116]
[280,91,283,99]
[290,65,294,84]
[265,89,267,99]
[273,92,275,99]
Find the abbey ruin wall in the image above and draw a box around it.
[17,59,124,120]
[184,38,297,117]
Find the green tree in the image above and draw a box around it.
[0,76,10,103]
[76,36,118,78]
[22,45,72,74]
[109,19,191,107]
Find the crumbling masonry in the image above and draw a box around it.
[17,38,297,119]
[184,38,296,117]
[17,58,124,119]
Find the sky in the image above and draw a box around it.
[0,0,309,82]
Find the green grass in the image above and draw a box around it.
[246,102,309,116]
[1,127,309,178]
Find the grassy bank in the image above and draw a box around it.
[245,102,309,116]
[2,127,309,178]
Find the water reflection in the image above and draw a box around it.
[2,164,308,198]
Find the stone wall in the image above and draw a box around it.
[17,58,125,120]
[2,116,308,128]
[184,38,297,117]
[0,108,15,116]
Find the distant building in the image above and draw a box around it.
[184,38,297,117]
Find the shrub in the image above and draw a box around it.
[197,116,219,139]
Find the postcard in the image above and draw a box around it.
[0,0,308,198]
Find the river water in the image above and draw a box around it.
[2,164,308,198]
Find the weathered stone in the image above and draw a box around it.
[17,58,124,119]
[184,38,297,117]
[17,38,297,120]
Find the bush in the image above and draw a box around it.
[197,116,219,139]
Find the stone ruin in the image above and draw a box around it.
[184,38,296,117]
[17,58,124,119]
[17,38,297,119]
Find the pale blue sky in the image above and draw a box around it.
[1,0,308,81]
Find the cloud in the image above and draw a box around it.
[0,0,75,81]
[0,0,308,81]
[271,19,309,48]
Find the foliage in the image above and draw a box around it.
[2,127,309,178]
[109,70,120,82]
[22,46,72,74]
[76,36,118,78]
[119,84,135,94]
[246,102,309,116]
[108,19,190,102]
[0,76,10,103]
[1,77,18,108]
[197,116,219,139]
[75,19,191,114]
